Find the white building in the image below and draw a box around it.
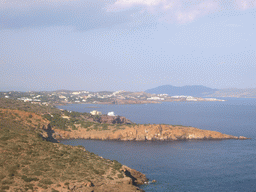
[59,95,66,99]
[90,110,102,115]
[107,112,116,116]
[147,97,164,100]
[171,95,187,98]
[113,90,125,95]
[186,96,197,101]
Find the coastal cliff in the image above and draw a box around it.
[0,98,250,191]
[0,107,148,191]
[53,123,248,141]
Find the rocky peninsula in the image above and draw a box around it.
[53,122,248,141]
[0,100,148,192]
[0,98,250,192]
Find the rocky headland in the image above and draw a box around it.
[52,123,249,141]
[0,98,250,192]
[0,107,148,191]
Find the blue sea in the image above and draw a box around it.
[59,98,256,192]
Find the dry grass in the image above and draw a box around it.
[0,108,125,191]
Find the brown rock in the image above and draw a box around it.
[239,136,249,140]
[121,165,148,185]
[53,123,247,142]
[86,181,94,187]
[99,115,132,124]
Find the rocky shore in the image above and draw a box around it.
[52,123,249,141]
[0,98,250,192]
[0,108,149,192]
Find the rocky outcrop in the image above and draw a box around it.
[56,164,148,192]
[53,124,250,141]
[121,165,148,185]
[99,115,133,124]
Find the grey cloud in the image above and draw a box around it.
[0,0,132,30]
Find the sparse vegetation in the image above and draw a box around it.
[0,104,135,191]
[0,98,147,191]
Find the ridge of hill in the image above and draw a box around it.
[145,85,256,98]
[53,123,248,141]
[145,85,218,97]
[0,97,250,191]
[0,100,148,191]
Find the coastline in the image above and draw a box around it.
[51,124,249,141]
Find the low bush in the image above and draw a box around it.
[112,160,122,170]
[1,180,13,185]
[25,184,34,190]
[21,175,39,182]
[40,178,53,185]
[1,186,10,190]
[118,173,124,178]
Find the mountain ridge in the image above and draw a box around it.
[145,85,218,97]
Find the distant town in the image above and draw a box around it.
[0,90,225,106]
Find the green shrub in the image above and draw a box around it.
[21,175,39,182]
[33,171,42,176]
[101,124,109,130]
[81,122,93,128]
[1,180,13,185]
[25,184,34,190]
[0,174,5,181]
[1,186,10,190]
[0,136,10,141]
[117,173,124,178]
[112,160,122,170]
[7,164,20,177]
[107,176,114,180]
[98,170,105,175]
[71,125,77,130]
[40,178,53,185]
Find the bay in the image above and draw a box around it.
[59,98,256,191]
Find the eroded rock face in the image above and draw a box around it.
[121,165,148,185]
[239,136,248,140]
[53,124,250,141]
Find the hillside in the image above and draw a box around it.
[145,85,217,97]
[0,98,249,191]
[0,100,147,191]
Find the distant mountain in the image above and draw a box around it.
[145,85,218,97]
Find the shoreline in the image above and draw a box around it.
[51,124,250,142]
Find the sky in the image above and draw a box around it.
[1,0,256,92]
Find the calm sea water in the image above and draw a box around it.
[59,98,256,192]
